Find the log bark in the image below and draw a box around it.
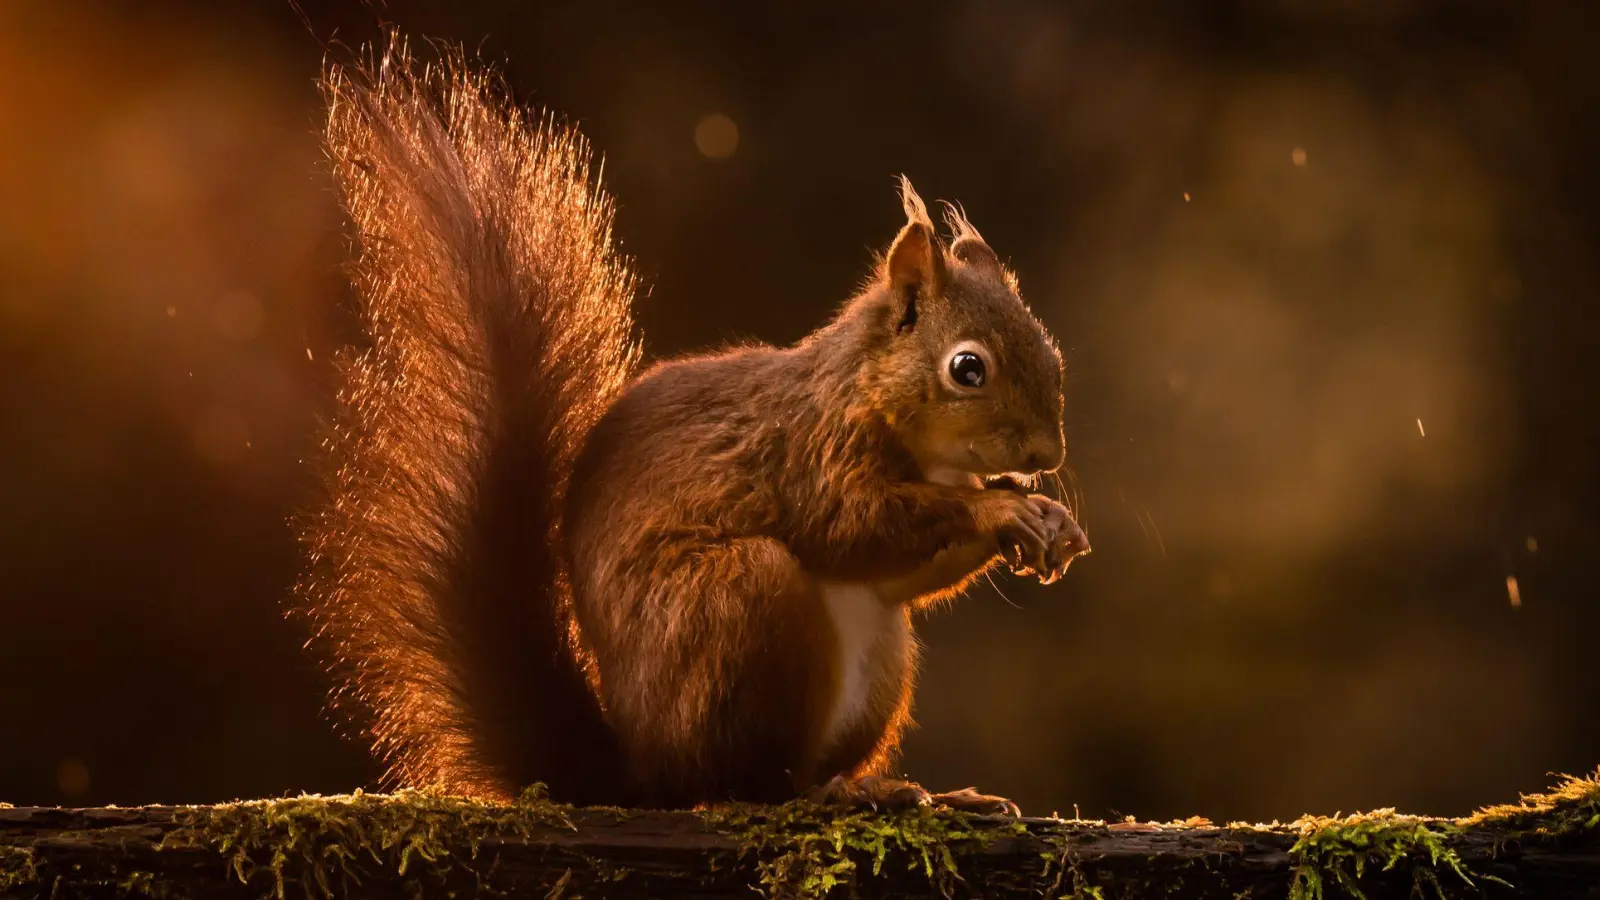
[1,799,1596,899]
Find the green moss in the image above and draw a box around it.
[707,800,1023,899]
[0,846,38,893]
[1286,810,1475,900]
[117,868,187,900]
[166,787,577,900]
[118,870,156,895]
[1464,767,1600,841]
[2,768,1596,900]
[1276,769,1600,900]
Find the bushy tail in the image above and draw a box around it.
[296,36,639,803]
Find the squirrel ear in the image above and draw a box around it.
[884,177,946,333]
[950,235,1002,275]
[940,200,1004,278]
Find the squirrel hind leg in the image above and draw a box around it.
[582,536,838,807]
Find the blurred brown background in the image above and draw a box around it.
[1,0,1596,823]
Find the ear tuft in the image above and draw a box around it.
[938,199,984,245]
[898,174,934,229]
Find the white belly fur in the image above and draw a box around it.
[819,582,905,750]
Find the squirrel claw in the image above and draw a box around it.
[1001,540,1027,575]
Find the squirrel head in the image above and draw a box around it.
[858,177,1065,483]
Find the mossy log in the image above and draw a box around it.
[1,772,1597,900]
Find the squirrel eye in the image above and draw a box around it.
[949,351,986,389]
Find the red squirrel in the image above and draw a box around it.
[297,37,1089,817]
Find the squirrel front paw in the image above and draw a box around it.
[974,490,1051,577]
[976,490,1089,584]
[1029,495,1089,585]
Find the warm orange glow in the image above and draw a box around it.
[1,0,1584,825]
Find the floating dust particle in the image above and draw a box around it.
[1416,418,1425,436]
[694,113,739,159]
[1526,536,1538,553]
[1505,575,1521,609]
[306,347,314,361]
[1292,147,1308,166]
[1182,191,1191,201]
[166,305,177,317]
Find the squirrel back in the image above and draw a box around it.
[296,38,638,804]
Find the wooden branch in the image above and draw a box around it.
[1,783,1596,899]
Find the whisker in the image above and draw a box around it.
[1134,507,1154,544]
[1057,466,1088,539]
[985,570,1021,609]
[1149,512,1167,558]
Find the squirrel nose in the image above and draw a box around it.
[1022,435,1066,474]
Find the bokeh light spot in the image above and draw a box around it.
[694,113,739,160]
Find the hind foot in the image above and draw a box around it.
[927,786,1022,817]
[809,775,1020,817]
